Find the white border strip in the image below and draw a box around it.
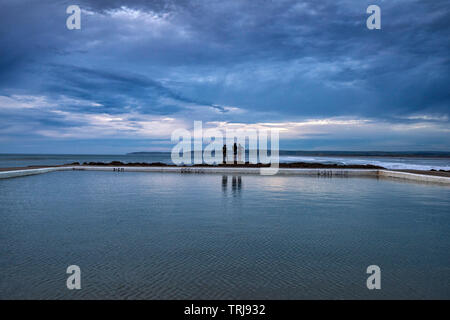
[0,167,71,179]
[378,169,450,184]
[71,166,379,176]
[0,166,448,184]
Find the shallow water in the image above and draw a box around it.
[0,171,449,299]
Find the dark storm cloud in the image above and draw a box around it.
[0,0,449,151]
[43,64,215,114]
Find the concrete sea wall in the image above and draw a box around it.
[0,166,449,185]
[378,170,450,184]
[0,167,69,179]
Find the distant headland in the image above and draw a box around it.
[127,151,450,158]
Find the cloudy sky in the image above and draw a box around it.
[0,0,449,153]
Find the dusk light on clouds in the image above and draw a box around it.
[0,0,448,153]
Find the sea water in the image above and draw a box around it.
[0,153,449,170]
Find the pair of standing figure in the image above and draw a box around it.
[222,143,243,164]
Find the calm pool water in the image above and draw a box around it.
[0,171,449,299]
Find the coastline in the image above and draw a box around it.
[0,162,449,184]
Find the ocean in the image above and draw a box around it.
[0,152,449,170]
[0,170,449,299]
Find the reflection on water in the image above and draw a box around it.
[222,175,228,194]
[0,171,449,299]
[222,175,242,197]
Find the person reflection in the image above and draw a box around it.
[231,175,242,196]
[222,175,228,194]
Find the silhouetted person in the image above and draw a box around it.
[222,144,227,164]
[233,142,237,164]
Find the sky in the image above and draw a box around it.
[0,0,449,154]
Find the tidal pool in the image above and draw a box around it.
[0,171,449,299]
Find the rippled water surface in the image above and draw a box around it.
[0,171,449,299]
